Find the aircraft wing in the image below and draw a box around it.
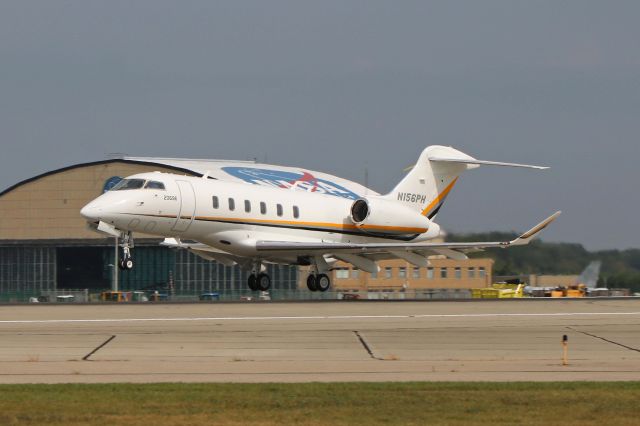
[256,212,561,261]
[161,238,244,266]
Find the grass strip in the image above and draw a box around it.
[0,382,638,425]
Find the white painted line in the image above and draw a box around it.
[0,312,639,324]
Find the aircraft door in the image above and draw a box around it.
[172,180,196,232]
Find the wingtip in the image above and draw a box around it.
[512,211,561,244]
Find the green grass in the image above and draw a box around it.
[0,382,638,425]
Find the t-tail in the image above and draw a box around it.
[384,145,548,219]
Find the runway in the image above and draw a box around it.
[0,299,638,383]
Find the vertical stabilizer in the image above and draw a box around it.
[384,146,476,219]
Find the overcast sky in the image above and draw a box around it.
[1,1,638,250]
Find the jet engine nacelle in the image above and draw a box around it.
[349,197,434,237]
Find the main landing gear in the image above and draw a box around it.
[247,273,271,291]
[306,273,331,292]
[118,232,134,270]
[247,261,271,291]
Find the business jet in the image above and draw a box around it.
[80,145,560,292]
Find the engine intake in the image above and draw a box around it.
[349,197,433,237]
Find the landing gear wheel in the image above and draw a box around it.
[125,258,134,270]
[306,274,318,292]
[247,274,258,291]
[120,257,133,270]
[118,259,126,270]
[256,273,271,291]
[316,274,331,292]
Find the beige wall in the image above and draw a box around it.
[300,258,493,290]
[0,162,193,240]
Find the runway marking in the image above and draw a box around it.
[0,312,639,324]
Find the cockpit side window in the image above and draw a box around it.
[111,179,146,191]
[145,181,166,190]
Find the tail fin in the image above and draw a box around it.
[384,146,547,219]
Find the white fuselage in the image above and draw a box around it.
[81,172,441,262]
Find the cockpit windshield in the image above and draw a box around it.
[111,179,145,191]
[145,181,166,190]
[110,179,166,191]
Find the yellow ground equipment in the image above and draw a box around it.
[550,284,586,298]
[100,291,131,302]
[471,284,524,299]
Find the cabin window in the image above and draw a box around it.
[293,206,299,218]
[276,204,283,217]
[111,179,145,191]
[145,181,165,190]
[228,198,235,211]
[244,200,251,213]
[212,196,219,209]
[260,202,267,215]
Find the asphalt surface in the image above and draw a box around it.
[0,299,638,383]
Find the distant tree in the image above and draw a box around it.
[446,233,640,292]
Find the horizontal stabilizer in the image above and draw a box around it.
[428,157,549,170]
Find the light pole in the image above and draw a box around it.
[113,236,119,292]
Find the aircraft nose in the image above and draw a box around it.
[80,201,102,221]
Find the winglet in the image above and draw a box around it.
[510,211,561,246]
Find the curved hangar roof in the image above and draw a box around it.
[0,157,376,241]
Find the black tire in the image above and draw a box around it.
[248,274,258,291]
[257,273,271,291]
[306,274,318,292]
[316,274,331,292]
[124,258,134,270]
[118,259,126,270]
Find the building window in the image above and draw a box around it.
[479,267,486,278]
[468,267,475,278]
[293,206,300,218]
[412,267,420,279]
[398,267,407,279]
[335,268,349,279]
[427,267,434,279]
[455,267,461,279]
[244,200,251,213]
[371,269,378,279]
[351,269,360,279]
[385,267,393,279]
[440,268,448,279]
[228,198,235,211]
[277,204,283,217]
[260,202,267,214]
[212,196,219,209]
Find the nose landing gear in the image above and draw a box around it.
[118,232,135,270]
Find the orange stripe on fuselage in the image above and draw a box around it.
[195,216,427,234]
[421,177,458,217]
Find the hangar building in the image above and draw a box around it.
[0,158,300,299]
